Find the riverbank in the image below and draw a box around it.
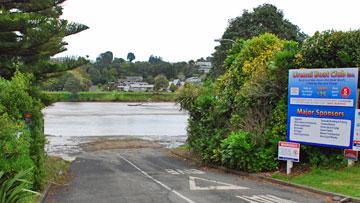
[44,91,176,102]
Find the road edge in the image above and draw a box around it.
[169,149,360,203]
[40,182,52,203]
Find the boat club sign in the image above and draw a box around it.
[287,68,358,148]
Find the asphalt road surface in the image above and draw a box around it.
[45,148,330,203]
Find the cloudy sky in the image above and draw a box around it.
[58,0,360,62]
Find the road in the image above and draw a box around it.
[45,148,329,203]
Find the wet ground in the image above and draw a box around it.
[43,102,188,160]
[43,102,332,203]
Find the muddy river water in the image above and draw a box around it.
[44,102,188,160]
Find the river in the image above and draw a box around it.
[44,102,188,160]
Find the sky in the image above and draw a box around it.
[57,0,360,62]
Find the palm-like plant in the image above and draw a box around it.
[0,168,40,203]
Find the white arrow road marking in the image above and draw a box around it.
[165,169,180,175]
[236,194,298,203]
[189,176,249,190]
[166,169,205,175]
[183,169,205,174]
[119,155,195,203]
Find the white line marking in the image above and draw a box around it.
[119,155,195,203]
[165,169,180,175]
[189,176,248,190]
[166,169,205,175]
[236,195,298,203]
[185,169,205,174]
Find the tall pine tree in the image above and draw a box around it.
[0,0,89,190]
[0,0,89,80]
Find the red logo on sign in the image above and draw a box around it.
[344,149,358,160]
[341,86,351,98]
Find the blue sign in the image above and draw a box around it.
[287,68,358,148]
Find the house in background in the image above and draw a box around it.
[117,76,154,92]
[196,61,212,73]
[185,77,202,84]
[129,84,154,92]
[169,79,181,87]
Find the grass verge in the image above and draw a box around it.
[44,91,176,102]
[34,156,71,202]
[272,165,360,198]
[44,156,71,184]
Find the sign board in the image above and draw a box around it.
[287,68,358,148]
[344,149,358,161]
[278,141,300,162]
[353,110,360,151]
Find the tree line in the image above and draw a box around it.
[42,51,203,91]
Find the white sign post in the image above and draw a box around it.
[278,141,300,175]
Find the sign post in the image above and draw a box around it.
[278,141,300,175]
[287,68,358,148]
[286,161,293,175]
[345,149,358,167]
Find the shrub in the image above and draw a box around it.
[220,131,278,172]
[0,72,45,190]
[298,30,360,68]
[0,114,33,177]
[0,169,39,203]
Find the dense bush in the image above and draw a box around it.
[298,30,360,68]
[0,72,45,190]
[221,131,278,172]
[177,82,229,162]
[178,31,360,172]
[178,34,294,171]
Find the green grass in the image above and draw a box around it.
[272,165,360,198]
[44,156,71,184]
[32,156,71,202]
[176,144,191,151]
[44,91,176,102]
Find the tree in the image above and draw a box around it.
[96,51,113,64]
[113,57,126,64]
[41,72,71,91]
[64,75,82,94]
[127,52,136,62]
[196,57,206,62]
[0,1,88,190]
[149,55,162,63]
[298,30,360,68]
[169,83,178,92]
[210,3,306,78]
[154,74,169,91]
[0,0,89,80]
